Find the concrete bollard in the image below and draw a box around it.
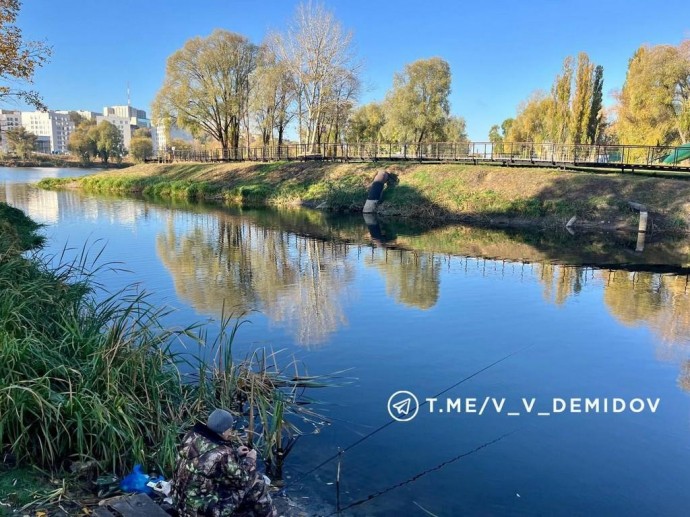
[628,201,648,234]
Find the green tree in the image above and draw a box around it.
[68,110,86,126]
[505,91,552,143]
[152,30,257,152]
[5,125,35,158]
[68,121,97,164]
[587,65,604,144]
[443,115,468,142]
[130,128,153,162]
[548,56,573,143]
[501,118,514,139]
[346,102,386,143]
[93,121,124,164]
[0,0,51,110]
[569,52,594,145]
[383,57,452,144]
[503,54,603,145]
[488,124,502,143]
[616,42,690,145]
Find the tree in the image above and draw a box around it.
[384,57,452,144]
[273,2,360,150]
[548,56,573,143]
[68,110,86,126]
[616,41,690,145]
[152,30,257,152]
[569,52,594,145]
[443,115,468,143]
[502,54,603,145]
[505,91,552,143]
[0,0,51,110]
[586,65,604,144]
[93,121,124,164]
[501,118,514,139]
[488,125,503,143]
[346,102,386,143]
[5,125,35,157]
[68,121,97,164]
[251,45,296,146]
[130,128,153,162]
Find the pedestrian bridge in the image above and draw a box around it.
[153,141,690,173]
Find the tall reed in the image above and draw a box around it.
[0,204,341,479]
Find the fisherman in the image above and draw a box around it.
[171,408,276,517]
[363,170,396,213]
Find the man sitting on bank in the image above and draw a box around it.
[171,408,276,517]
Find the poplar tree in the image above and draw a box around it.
[548,56,573,144]
[569,53,594,145]
[586,65,604,144]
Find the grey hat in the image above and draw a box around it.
[207,408,234,435]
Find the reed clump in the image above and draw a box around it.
[0,203,335,480]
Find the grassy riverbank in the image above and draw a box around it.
[39,161,690,231]
[0,203,329,514]
[0,155,131,169]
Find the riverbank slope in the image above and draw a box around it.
[39,161,690,231]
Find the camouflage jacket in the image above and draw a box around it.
[171,423,275,517]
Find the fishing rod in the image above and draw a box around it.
[283,344,533,491]
[324,429,518,516]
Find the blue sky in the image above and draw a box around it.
[17,0,690,141]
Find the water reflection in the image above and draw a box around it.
[5,179,690,514]
[365,249,441,309]
[538,264,586,306]
[4,184,690,354]
[602,271,690,351]
[156,212,353,347]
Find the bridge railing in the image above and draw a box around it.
[154,142,689,168]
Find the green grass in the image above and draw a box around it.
[0,203,44,254]
[37,161,690,231]
[0,206,337,510]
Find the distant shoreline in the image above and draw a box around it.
[38,161,690,233]
[0,158,130,169]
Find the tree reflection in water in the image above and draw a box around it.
[364,248,441,310]
[156,212,353,347]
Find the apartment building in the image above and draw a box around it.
[104,105,151,129]
[0,110,22,152]
[20,110,75,154]
[152,124,194,152]
[96,114,132,149]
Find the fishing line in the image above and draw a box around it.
[284,344,533,490]
[323,429,518,516]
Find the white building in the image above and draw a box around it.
[76,110,100,122]
[20,110,75,154]
[0,109,22,153]
[152,124,194,152]
[96,114,132,150]
[104,105,150,128]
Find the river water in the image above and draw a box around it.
[2,167,690,515]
